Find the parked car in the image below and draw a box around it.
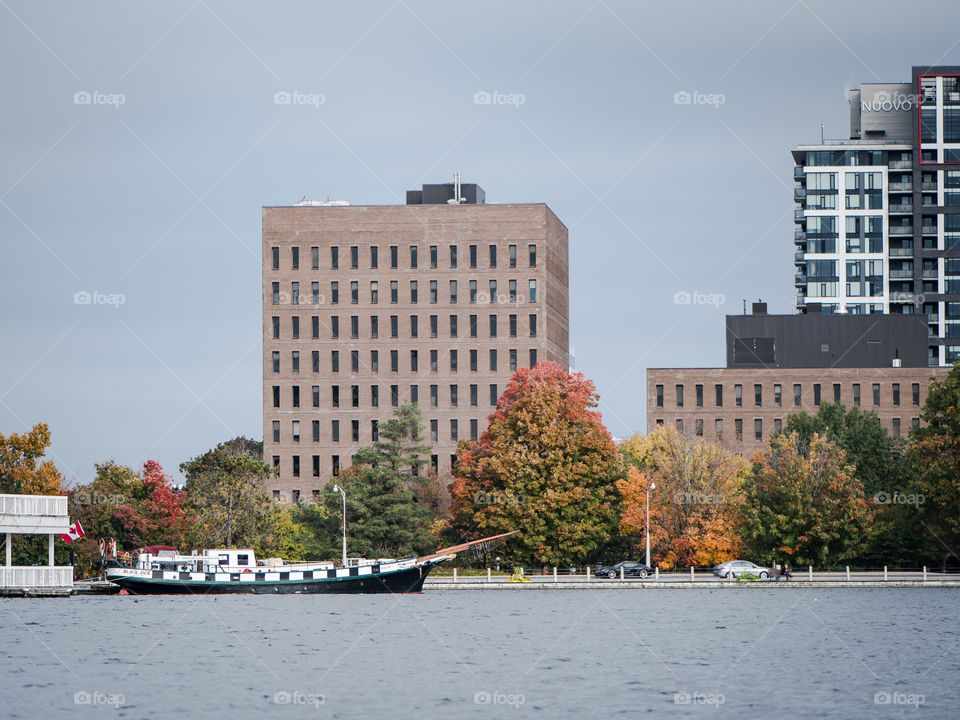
[713,560,770,579]
[595,561,653,579]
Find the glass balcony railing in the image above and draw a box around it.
[890,226,915,235]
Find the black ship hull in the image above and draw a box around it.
[108,563,434,595]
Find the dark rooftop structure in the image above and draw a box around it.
[406,180,485,205]
[726,302,928,369]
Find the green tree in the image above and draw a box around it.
[905,364,960,570]
[741,432,873,567]
[181,438,273,550]
[450,362,622,566]
[298,404,437,561]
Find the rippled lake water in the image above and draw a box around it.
[2,589,958,719]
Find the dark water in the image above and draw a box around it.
[1,589,957,719]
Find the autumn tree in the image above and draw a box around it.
[0,423,64,495]
[905,364,960,570]
[617,426,746,568]
[450,362,622,566]
[181,438,273,549]
[297,404,437,560]
[740,432,873,567]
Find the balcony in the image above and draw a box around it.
[888,204,913,213]
[795,272,807,284]
[794,231,806,242]
[922,270,939,279]
[928,313,940,322]
[795,251,806,262]
[890,226,915,235]
[921,225,938,235]
[794,187,806,201]
[794,209,805,220]
[794,166,805,179]
[888,247,914,257]
[889,269,914,279]
[922,182,938,191]
[889,182,914,192]
[889,160,913,169]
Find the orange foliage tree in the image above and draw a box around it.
[0,423,64,495]
[450,362,622,566]
[617,426,747,568]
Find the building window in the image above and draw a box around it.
[331,316,339,339]
[391,385,399,407]
[695,419,703,437]
[331,282,339,304]
[292,420,300,443]
[912,383,920,406]
[715,384,723,407]
[735,384,742,407]
[331,351,339,373]
[449,245,457,268]
[912,417,920,430]
[272,351,280,373]
[852,383,860,407]
[529,244,537,267]
[390,315,398,338]
[410,245,417,268]
[410,384,418,404]
[490,384,498,406]
[774,384,782,407]
[410,350,418,373]
[369,245,378,269]
[371,350,379,373]
[351,315,359,339]
[349,350,358,373]
[892,383,900,406]
[470,349,478,371]
[429,280,438,304]
[892,417,901,437]
[272,282,279,305]
[754,419,762,441]
[873,383,880,406]
[450,349,458,372]
[311,246,318,270]
[813,383,821,407]
[351,420,359,442]
[390,281,398,304]
[272,316,279,339]
[312,316,319,339]
[450,314,458,338]
[292,456,300,477]
[509,314,517,338]
[430,245,438,268]
[371,384,379,407]
[431,349,439,372]
[735,419,743,441]
[350,245,358,269]
[450,280,458,304]
[312,456,320,478]
[331,246,339,269]
[291,351,300,373]
[272,385,280,408]
[291,281,300,305]
[410,281,418,304]
[388,245,397,269]
[489,280,497,303]
[430,315,438,338]
[291,246,299,269]
[509,349,518,372]
[489,315,497,337]
[490,349,497,372]
[292,386,300,408]
[391,350,399,373]
[470,384,478,406]
[370,315,378,339]
[754,384,762,407]
[715,419,723,439]
[272,420,280,443]
[509,244,517,268]
[676,384,684,407]
[430,419,439,442]
[528,315,538,338]
[529,279,537,302]
[509,280,517,303]
[450,384,459,407]
[469,314,478,338]
[773,418,782,434]
[834,383,841,403]
[370,281,378,304]
[311,282,319,304]
[291,317,300,340]
[372,420,379,442]
[529,349,537,367]
[312,385,319,408]
[332,455,340,476]
[410,315,419,338]
[656,384,664,407]
[470,418,479,440]
[675,419,684,433]
[469,244,477,268]
[312,419,320,442]
[489,244,497,268]
[332,385,340,408]
[696,384,704,407]
[469,280,477,303]
[793,384,801,407]
[271,246,279,270]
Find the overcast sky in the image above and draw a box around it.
[1,0,957,486]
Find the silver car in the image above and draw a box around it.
[713,560,770,579]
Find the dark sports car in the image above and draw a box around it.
[594,561,653,579]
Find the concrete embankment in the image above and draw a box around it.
[424,579,960,590]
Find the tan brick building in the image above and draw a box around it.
[646,366,949,457]
[262,184,569,501]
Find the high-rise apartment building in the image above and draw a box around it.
[262,182,569,501]
[793,65,960,366]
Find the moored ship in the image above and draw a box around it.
[104,532,514,595]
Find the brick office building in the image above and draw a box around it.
[647,304,949,456]
[262,182,569,501]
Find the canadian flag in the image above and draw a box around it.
[59,521,85,544]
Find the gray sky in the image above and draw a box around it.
[1,0,957,486]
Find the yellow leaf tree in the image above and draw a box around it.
[0,423,64,495]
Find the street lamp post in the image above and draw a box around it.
[645,481,656,568]
[332,484,347,569]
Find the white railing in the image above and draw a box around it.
[0,494,67,518]
[0,566,73,589]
